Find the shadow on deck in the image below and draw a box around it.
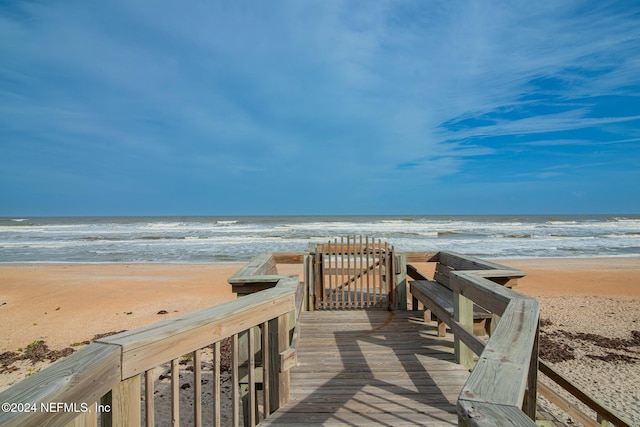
[261,310,469,426]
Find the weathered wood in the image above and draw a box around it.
[316,236,398,309]
[272,252,306,264]
[395,252,408,310]
[171,358,180,427]
[230,252,278,278]
[228,252,280,295]
[314,247,322,310]
[232,334,240,427]
[304,254,313,311]
[357,235,363,307]
[458,400,537,426]
[454,291,474,369]
[346,236,352,307]
[537,381,601,427]
[405,251,440,263]
[439,251,522,273]
[378,241,385,307]
[261,310,469,426]
[279,348,297,372]
[229,279,282,296]
[522,321,539,420]
[0,343,121,427]
[411,279,493,319]
[248,328,256,427]
[437,252,525,289]
[98,282,296,378]
[261,321,270,417]
[112,374,141,427]
[407,263,429,281]
[434,262,453,288]
[213,341,221,426]
[268,312,291,412]
[193,349,202,427]
[458,298,539,409]
[144,369,154,427]
[449,271,512,316]
[539,361,634,427]
[365,236,371,307]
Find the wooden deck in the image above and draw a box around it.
[260,310,470,426]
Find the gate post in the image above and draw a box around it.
[395,252,407,310]
[303,254,314,312]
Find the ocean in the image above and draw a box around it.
[0,215,639,263]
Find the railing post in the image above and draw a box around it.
[522,320,539,421]
[304,254,314,312]
[453,290,474,369]
[314,248,324,310]
[268,313,291,412]
[597,414,611,426]
[395,252,407,310]
[110,375,141,427]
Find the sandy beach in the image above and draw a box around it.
[1,258,639,425]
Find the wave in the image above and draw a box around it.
[0,219,34,227]
[2,215,639,262]
[611,217,640,222]
[79,236,122,242]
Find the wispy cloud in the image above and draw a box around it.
[1,1,639,214]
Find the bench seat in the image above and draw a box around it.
[410,279,492,336]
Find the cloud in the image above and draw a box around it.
[1,1,639,214]
[523,137,640,147]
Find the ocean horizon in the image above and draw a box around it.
[1,214,639,263]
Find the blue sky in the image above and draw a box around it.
[1,1,639,216]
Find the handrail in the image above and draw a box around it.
[0,343,122,426]
[452,270,540,426]
[539,360,633,427]
[409,251,633,427]
[408,251,540,426]
[0,265,301,426]
[98,277,298,379]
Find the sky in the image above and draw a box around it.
[1,1,639,216]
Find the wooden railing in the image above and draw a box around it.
[539,360,633,427]
[408,251,541,426]
[0,267,304,427]
[408,251,633,427]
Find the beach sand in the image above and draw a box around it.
[1,258,639,425]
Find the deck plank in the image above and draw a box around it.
[261,310,469,426]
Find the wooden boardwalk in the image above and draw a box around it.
[261,310,470,426]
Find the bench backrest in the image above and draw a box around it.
[435,251,524,289]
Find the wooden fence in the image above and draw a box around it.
[312,236,406,310]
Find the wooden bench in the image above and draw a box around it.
[411,278,492,336]
[406,253,525,337]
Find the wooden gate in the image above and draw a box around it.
[313,236,397,309]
